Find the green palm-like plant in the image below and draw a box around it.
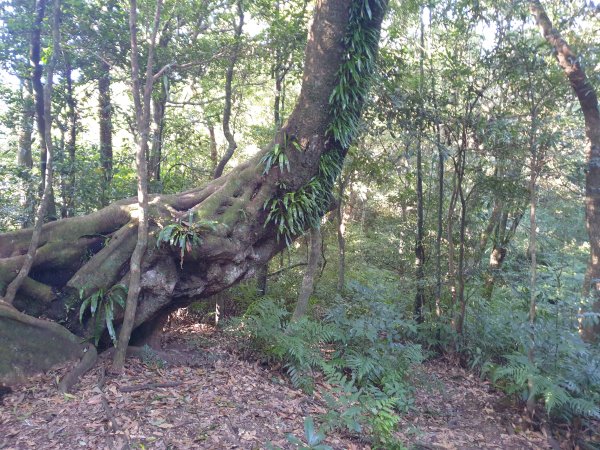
[157,212,218,268]
[79,284,127,345]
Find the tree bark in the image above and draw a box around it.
[0,0,387,376]
[529,0,600,342]
[292,228,322,320]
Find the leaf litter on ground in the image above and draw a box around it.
[0,319,557,449]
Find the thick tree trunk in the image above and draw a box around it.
[0,0,387,380]
[530,0,600,342]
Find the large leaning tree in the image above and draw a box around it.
[0,0,387,382]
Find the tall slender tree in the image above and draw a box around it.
[529,0,600,341]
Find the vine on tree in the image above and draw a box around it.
[263,0,383,244]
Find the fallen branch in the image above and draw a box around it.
[102,395,118,432]
[58,344,98,394]
[267,262,308,278]
[118,381,183,392]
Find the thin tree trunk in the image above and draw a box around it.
[17,78,35,228]
[31,0,46,177]
[2,0,61,306]
[212,1,244,179]
[208,124,218,174]
[113,0,162,372]
[62,54,77,218]
[149,77,167,189]
[434,144,443,316]
[454,139,467,335]
[17,79,34,169]
[256,263,268,296]
[414,10,426,323]
[455,179,467,335]
[447,172,458,307]
[414,141,425,322]
[292,227,322,321]
[429,5,443,316]
[148,25,172,190]
[530,0,600,342]
[30,0,57,220]
[336,177,348,292]
[99,61,113,207]
[527,157,538,417]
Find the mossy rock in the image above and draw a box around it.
[0,304,87,385]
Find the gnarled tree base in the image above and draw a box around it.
[0,0,388,380]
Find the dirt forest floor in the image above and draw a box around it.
[0,318,581,449]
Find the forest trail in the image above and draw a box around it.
[0,321,553,450]
[397,361,550,449]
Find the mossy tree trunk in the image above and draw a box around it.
[0,0,388,378]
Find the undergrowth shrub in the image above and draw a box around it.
[460,288,600,430]
[227,281,421,447]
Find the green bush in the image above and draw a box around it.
[228,281,421,446]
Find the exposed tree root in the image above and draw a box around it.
[118,381,183,393]
[58,344,98,393]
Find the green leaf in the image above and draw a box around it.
[79,297,91,323]
[105,302,116,343]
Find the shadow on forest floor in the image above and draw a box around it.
[0,316,556,449]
